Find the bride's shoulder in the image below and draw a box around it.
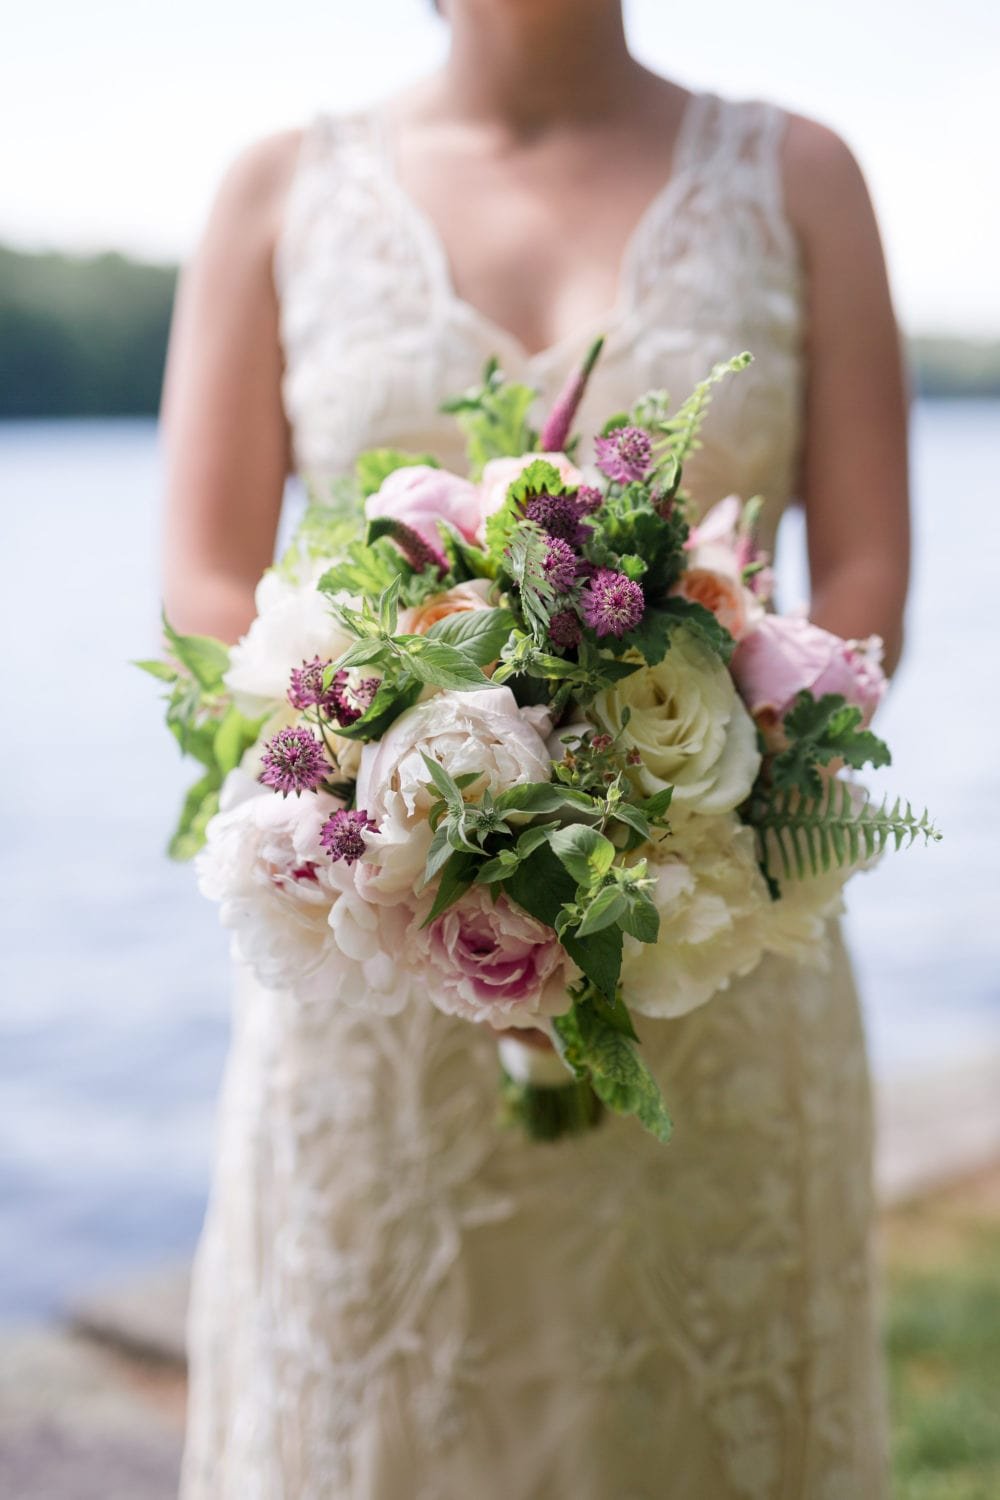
[772,106,879,250]
[204,130,305,246]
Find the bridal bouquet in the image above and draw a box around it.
[139,344,938,1142]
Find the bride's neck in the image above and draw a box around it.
[436,0,642,130]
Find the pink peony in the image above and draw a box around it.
[365,465,482,550]
[409,886,573,1026]
[732,615,886,727]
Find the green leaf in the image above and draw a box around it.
[317,538,408,598]
[378,575,401,635]
[553,994,673,1143]
[619,892,660,944]
[547,825,617,886]
[424,821,459,881]
[641,787,674,819]
[502,844,623,1000]
[167,771,221,861]
[493,782,597,817]
[574,884,629,937]
[333,637,392,670]
[161,614,229,690]
[422,851,479,922]
[133,657,179,683]
[656,597,736,662]
[771,691,892,797]
[355,448,439,498]
[441,361,539,478]
[623,606,674,666]
[397,636,494,691]
[420,751,466,813]
[501,521,559,641]
[745,779,941,885]
[427,606,515,665]
[213,706,263,776]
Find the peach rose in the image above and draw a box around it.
[672,567,752,641]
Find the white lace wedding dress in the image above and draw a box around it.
[181,89,889,1500]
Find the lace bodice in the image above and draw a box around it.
[275,90,806,551]
[181,90,888,1500]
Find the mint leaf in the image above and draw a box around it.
[503,844,623,1000]
[167,771,221,862]
[161,614,229,690]
[553,993,673,1143]
[133,658,179,683]
[397,636,494,691]
[427,607,515,665]
[547,825,616,886]
[772,691,892,797]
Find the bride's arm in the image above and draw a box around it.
[783,117,911,675]
[160,132,301,645]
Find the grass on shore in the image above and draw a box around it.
[883,1169,1000,1499]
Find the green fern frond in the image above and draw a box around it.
[746,781,941,883]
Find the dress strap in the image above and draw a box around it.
[691,92,798,256]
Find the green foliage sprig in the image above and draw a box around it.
[441,358,539,477]
[770,691,892,796]
[746,781,941,885]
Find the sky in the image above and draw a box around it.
[3,0,997,338]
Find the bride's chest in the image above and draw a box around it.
[275,107,807,540]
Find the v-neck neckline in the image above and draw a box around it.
[367,89,710,370]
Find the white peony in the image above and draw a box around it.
[591,628,761,815]
[197,783,412,1012]
[354,687,552,902]
[621,813,773,1018]
[223,560,357,717]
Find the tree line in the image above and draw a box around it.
[1,243,998,418]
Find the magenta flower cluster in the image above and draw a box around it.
[524,492,593,549]
[542,536,580,594]
[580,568,646,639]
[319,808,378,865]
[259,727,332,797]
[287,658,378,727]
[594,425,653,485]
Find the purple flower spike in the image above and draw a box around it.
[594,425,653,485]
[259,726,332,797]
[288,656,337,712]
[548,608,583,650]
[524,492,592,548]
[542,536,580,594]
[580,568,645,638]
[378,517,449,578]
[320,808,378,865]
[538,336,605,452]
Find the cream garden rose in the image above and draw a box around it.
[620,813,772,1017]
[591,628,761,814]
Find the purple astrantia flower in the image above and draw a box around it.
[259,726,332,797]
[319,808,378,865]
[580,568,645,638]
[288,656,338,712]
[523,492,592,549]
[547,608,583,650]
[542,536,580,594]
[329,671,380,727]
[594,425,653,485]
[574,484,604,515]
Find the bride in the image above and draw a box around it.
[161,2,910,1495]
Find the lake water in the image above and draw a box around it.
[1,404,998,1322]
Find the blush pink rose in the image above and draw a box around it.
[732,615,886,727]
[365,465,482,548]
[409,886,573,1027]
